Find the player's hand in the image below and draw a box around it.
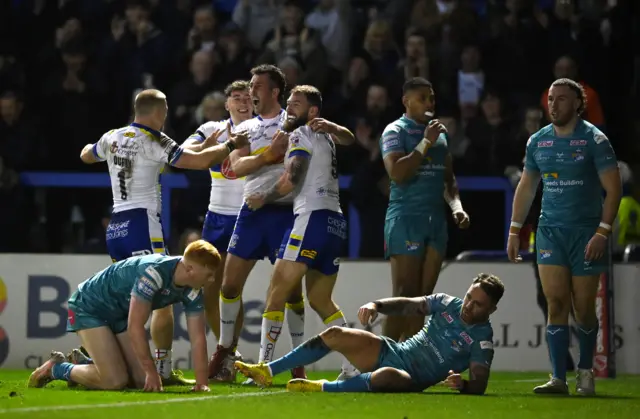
[424,119,446,143]
[265,130,289,163]
[506,234,522,263]
[227,122,250,149]
[309,118,336,134]
[585,233,607,261]
[191,384,210,392]
[453,210,470,229]
[143,372,164,392]
[442,370,463,391]
[203,129,223,149]
[357,302,379,326]
[245,193,265,211]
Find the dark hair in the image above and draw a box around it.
[224,80,250,97]
[291,85,322,112]
[402,77,432,95]
[551,78,587,115]
[405,27,427,42]
[250,64,287,101]
[473,273,504,305]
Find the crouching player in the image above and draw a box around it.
[28,240,220,392]
[244,85,358,379]
[236,274,503,394]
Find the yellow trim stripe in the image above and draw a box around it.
[285,300,305,311]
[211,172,246,180]
[290,234,303,240]
[289,147,310,154]
[250,146,268,156]
[323,310,345,325]
[262,311,285,321]
[287,244,299,252]
[220,292,241,303]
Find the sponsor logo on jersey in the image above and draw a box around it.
[572,150,585,161]
[594,133,608,144]
[442,312,454,323]
[538,140,554,147]
[570,140,587,146]
[405,241,421,251]
[137,277,156,298]
[460,331,474,345]
[539,249,552,259]
[440,294,454,306]
[543,173,558,179]
[480,340,494,350]
[300,249,317,259]
[124,131,136,138]
[187,289,200,301]
[110,141,118,153]
[220,157,238,179]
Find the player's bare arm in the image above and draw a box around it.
[507,168,541,262]
[383,120,444,184]
[79,143,101,164]
[309,118,355,145]
[444,362,491,395]
[245,154,309,210]
[174,127,247,170]
[230,130,289,177]
[185,312,210,392]
[443,152,470,229]
[586,166,622,260]
[358,297,429,325]
[181,138,204,152]
[128,295,163,392]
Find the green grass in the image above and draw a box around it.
[0,370,638,419]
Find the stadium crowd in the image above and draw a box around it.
[0,0,637,256]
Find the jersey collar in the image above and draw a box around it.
[401,114,425,127]
[257,108,284,121]
[130,122,161,138]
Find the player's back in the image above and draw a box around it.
[288,125,341,214]
[381,116,448,219]
[237,110,290,203]
[398,293,493,385]
[525,119,617,227]
[96,123,183,214]
[189,119,247,215]
[69,254,181,317]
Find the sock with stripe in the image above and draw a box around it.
[286,300,305,349]
[322,373,372,392]
[259,311,284,363]
[268,335,331,376]
[547,324,570,381]
[219,293,241,348]
[577,323,599,370]
[323,310,357,374]
[52,362,75,382]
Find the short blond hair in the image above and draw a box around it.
[134,89,167,116]
[183,239,222,270]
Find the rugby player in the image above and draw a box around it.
[244,85,359,380]
[507,78,621,395]
[380,77,469,341]
[209,65,307,381]
[236,273,502,394]
[79,89,248,385]
[28,240,220,392]
[181,80,253,381]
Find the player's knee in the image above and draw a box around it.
[572,301,596,325]
[370,367,414,392]
[546,296,570,319]
[220,282,241,299]
[320,326,345,348]
[152,306,174,324]
[394,281,421,298]
[102,373,129,390]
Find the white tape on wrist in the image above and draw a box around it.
[415,138,431,155]
[599,222,612,231]
[510,221,523,228]
[449,199,463,213]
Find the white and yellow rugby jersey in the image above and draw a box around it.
[235,109,292,204]
[92,122,183,214]
[287,125,342,215]
[187,118,249,215]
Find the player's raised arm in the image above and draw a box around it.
[173,124,249,170]
[181,128,208,152]
[309,118,355,145]
[184,294,209,391]
[128,269,165,392]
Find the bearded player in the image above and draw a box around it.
[236,273,502,395]
[181,80,254,381]
[79,89,248,385]
[241,85,359,380]
[209,65,307,382]
[507,78,621,395]
[380,77,470,342]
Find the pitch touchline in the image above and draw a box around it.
[0,390,288,414]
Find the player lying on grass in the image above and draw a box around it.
[28,240,221,392]
[236,273,503,394]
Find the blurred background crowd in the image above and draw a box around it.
[0,0,638,258]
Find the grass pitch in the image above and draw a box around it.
[0,370,638,419]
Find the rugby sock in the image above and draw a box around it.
[219,293,241,348]
[577,324,599,370]
[268,335,331,376]
[323,310,357,374]
[547,324,570,381]
[155,349,172,379]
[286,300,305,349]
[259,311,284,363]
[322,373,372,392]
[52,362,75,382]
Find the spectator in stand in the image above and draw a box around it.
[232,0,282,50]
[540,55,605,129]
[355,20,399,81]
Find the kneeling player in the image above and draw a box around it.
[28,240,220,392]
[245,85,358,379]
[236,274,503,394]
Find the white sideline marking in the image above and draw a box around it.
[0,390,287,414]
